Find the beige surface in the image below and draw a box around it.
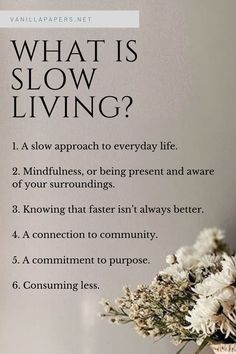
[0,1,236,354]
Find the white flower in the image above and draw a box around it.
[176,246,194,259]
[195,255,236,296]
[197,254,221,269]
[193,228,225,256]
[175,246,199,269]
[211,314,236,338]
[217,288,236,321]
[186,297,221,336]
[160,264,189,281]
[217,287,236,302]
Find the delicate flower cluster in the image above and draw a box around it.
[162,228,228,283]
[187,254,236,343]
[100,228,236,353]
[101,278,197,343]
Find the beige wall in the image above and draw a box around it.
[0,1,236,354]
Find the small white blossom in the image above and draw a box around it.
[166,254,177,265]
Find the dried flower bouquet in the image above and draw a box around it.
[100,229,236,354]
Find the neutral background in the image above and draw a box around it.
[0,1,236,354]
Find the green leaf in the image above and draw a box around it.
[194,338,210,354]
[176,342,189,354]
